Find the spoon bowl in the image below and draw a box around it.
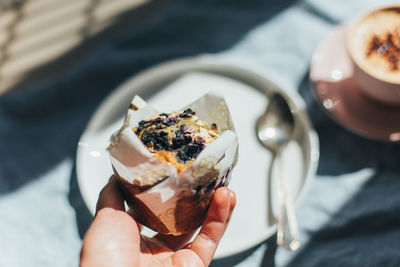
[256,93,295,154]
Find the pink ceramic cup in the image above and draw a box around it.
[347,5,400,106]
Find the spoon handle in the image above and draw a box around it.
[276,153,300,251]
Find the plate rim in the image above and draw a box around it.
[76,54,320,258]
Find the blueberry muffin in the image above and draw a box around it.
[134,108,219,173]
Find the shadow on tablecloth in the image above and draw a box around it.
[0,0,302,243]
[0,0,297,194]
[282,72,400,267]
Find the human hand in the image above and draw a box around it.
[80,176,236,267]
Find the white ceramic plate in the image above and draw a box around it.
[76,55,319,258]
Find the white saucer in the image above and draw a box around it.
[310,24,400,142]
[76,55,319,258]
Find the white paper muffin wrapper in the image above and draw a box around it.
[107,92,238,223]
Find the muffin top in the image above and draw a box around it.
[133,108,219,173]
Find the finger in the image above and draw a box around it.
[187,187,232,266]
[82,176,140,266]
[96,175,125,214]
[224,189,236,231]
[154,231,196,251]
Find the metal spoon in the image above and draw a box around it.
[256,93,300,251]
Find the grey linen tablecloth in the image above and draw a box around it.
[1,0,400,266]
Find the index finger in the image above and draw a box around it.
[187,187,236,266]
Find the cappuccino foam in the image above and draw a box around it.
[350,7,400,84]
